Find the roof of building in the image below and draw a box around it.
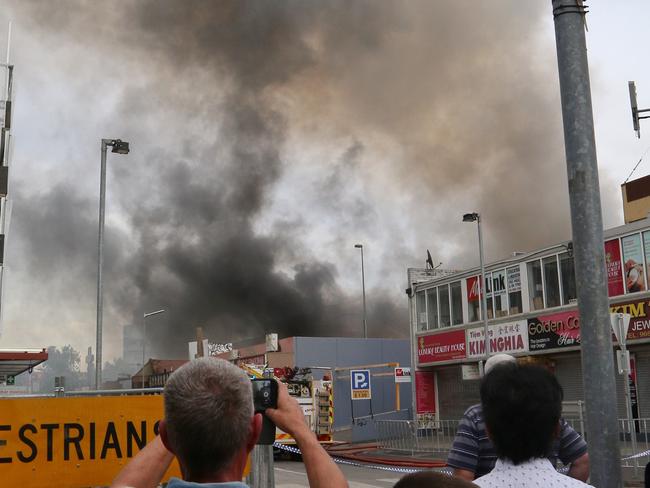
[132,358,188,378]
[0,348,48,377]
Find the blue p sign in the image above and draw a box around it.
[350,369,371,400]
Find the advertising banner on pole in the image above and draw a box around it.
[605,239,624,297]
[415,371,435,414]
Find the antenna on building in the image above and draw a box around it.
[425,250,442,270]
[629,81,650,139]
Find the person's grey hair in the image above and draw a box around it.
[164,357,254,479]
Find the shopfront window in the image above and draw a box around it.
[492,269,508,317]
[622,233,646,293]
[426,288,438,329]
[543,255,561,308]
[467,276,481,322]
[416,290,427,331]
[507,266,522,314]
[527,260,544,310]
[559,252,577,304]
[451,281,463,325]
[439,284,451,327]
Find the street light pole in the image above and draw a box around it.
[142,309,165,388]
[95,138,130,390]
[463,213,489,374]
[354,244,367,339]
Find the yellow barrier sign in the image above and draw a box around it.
[0,395,181,487]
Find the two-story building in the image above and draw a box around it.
[409,218,650,424]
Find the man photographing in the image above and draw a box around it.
[111,357,348,488]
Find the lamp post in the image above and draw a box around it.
[463,212,489,374]
[354,244,367,339]
[142,309,165,388]
[95,138,130,389]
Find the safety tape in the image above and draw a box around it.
[622,448,650,461]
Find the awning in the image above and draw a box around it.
[0,349,48,378]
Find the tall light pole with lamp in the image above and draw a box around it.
[463,212,490,375]
[95,138,130,389]
[142,309,165,388]
[354,244,367,339]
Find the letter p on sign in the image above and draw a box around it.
[350,369,371,400]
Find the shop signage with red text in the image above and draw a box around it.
[467,320,528,358]
[417,329,466,364]
[610,298,650,340]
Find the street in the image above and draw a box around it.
[274,460,406,488]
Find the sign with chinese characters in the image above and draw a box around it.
[466,320,528,358]
[417,330,466,364]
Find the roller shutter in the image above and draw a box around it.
[553,353,584,402]
[436,366,480,420]
[633,348,650,418]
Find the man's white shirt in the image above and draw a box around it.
[474,457,594,488]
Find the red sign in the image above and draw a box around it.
[417,330,466,364]
[605,239,624,297]
[467,275,481,303]
[415,371,435,414]
[528,310,581,351]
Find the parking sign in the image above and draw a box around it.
[350,369,371,400]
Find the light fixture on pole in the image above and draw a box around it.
[354,244,367,339]
[142,309,165,388]
[95,138,130,390]
[463,212,489,374]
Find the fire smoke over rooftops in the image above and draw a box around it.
[0,1,619,358]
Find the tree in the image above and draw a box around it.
[35,345,83,392]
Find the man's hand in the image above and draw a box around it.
[568,452,589,482]
[266,380,348,488]
[265,380,311,441]
[453,468,476,481]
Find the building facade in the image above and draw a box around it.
[409,218,650,424]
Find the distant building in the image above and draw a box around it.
[132,359,188,388]
[122,324,143,372]
[622,174,650,224]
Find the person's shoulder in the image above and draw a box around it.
[463,404,483,422]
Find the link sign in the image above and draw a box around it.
[350,369,371,400]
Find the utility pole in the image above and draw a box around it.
[551,1,622,486]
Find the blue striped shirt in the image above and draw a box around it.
[447,404,587,477]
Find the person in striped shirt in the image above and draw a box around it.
[446,354,589,482]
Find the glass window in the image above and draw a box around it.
[439,284,451,327]
[543,256,561,308]
[527,260,544,310]
[643,232,650,291]
[416,290,427,331]
[559,252,577,304]
[451,281,463,325]
[492,269,508,317]
[622,234,646,293]
[426,288,438,329]
[467,276,481,322]
[507,266,522,314]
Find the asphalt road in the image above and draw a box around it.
[274,460,405,488]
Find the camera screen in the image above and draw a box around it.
[251,378,278,412]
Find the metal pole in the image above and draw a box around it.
[361,246,367,339]
[247,442,275,488]
[477,217,489,368]
[619,316,638,473]
[142,315,147,389]
[551,2,622,485]
[95,140,108,389]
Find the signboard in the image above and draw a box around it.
[466,320,528,358]
[467,275,481,303]
[610,298,650,340]
[0,395,181,487]
[461,364,481,380]
[417,329,466,364]
[415,371,435,414]
[394,367,412,383]
[605,239,624,297]
[350,370,371,400]
[527,310,581,351]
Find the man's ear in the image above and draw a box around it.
[159,419,176,454]
[246,413,263,452]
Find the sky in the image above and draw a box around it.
[0,1,648,366]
